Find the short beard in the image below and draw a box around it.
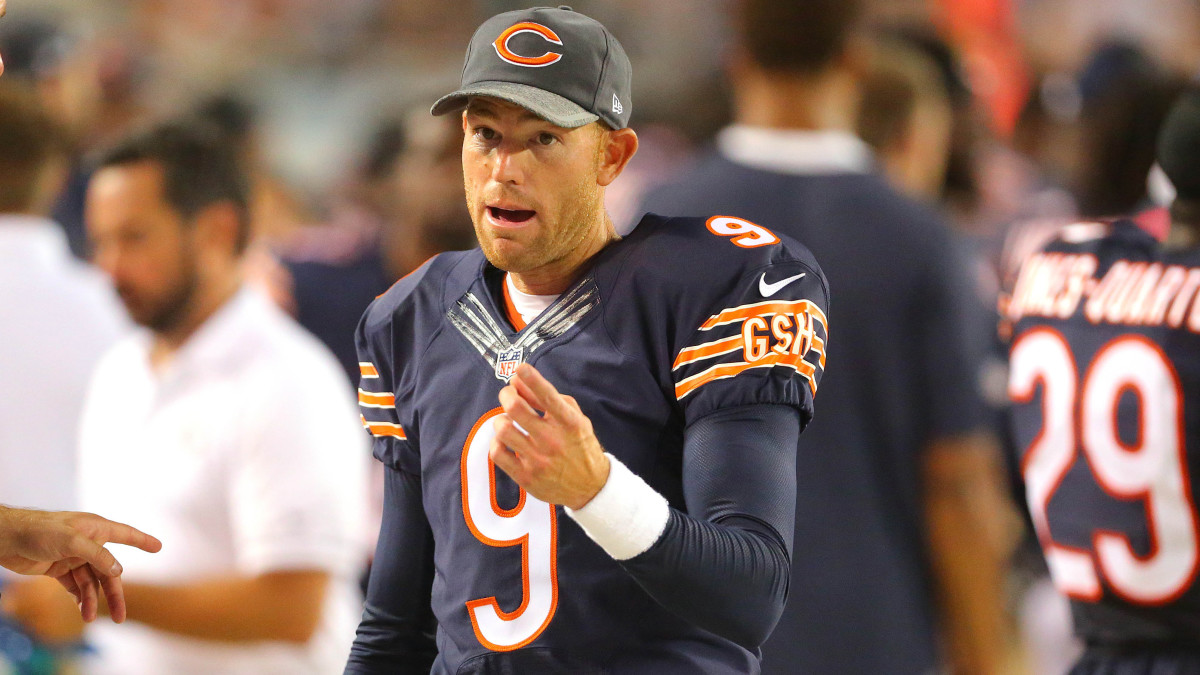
[139,256,200,334]
[468,173,604,274]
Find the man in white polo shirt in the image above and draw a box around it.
[5,119,369,674]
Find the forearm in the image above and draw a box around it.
[924,434,1021,675]
[568,404,799,650]
[116,571,329,643]
[345,466,436,674]
[619,509,790,649]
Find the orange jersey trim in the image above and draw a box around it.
[675,352,817,400]
[672,335,743,370]
[359,362,379,378]
[502,274,528,331]
[358,389,396,408]
[700,299,828,331]
[361,416,406,439]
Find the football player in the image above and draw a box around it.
[1006,85,1200,673]
[345,6,829,674]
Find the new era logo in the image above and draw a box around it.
[612,93,623,115]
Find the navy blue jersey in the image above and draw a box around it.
[355,213,829,672]
[1008,220,1200,647]
[641,152,990,675]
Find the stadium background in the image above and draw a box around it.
[2,0,1200,673]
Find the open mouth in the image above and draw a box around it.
[488,206,537,224]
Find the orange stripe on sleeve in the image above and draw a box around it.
[361,415,407,439]
[358,389,396,407]
[359,362,379,378]
[675,352,817,400]
[700,300,828,331]
[672,335,744,370]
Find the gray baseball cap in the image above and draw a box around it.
[431,6,632,130]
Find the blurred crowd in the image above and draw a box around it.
[1,0,1199,673]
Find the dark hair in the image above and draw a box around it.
[1074,48,1185,218]
[0,81,70,212]
[95,119,252,252]
[359,119,408,183]
[194,94,257,148]
[735,0,863,74]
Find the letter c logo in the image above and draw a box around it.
[493,22,563,68]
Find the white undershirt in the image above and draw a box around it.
[505,273,559,325]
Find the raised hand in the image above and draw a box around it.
[490,364,611,510]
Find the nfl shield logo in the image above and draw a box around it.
[494,346,524,381]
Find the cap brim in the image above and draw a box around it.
[430,81,599,129]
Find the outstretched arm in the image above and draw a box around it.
[0,506,162,622]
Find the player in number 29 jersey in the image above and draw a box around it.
[1006,87,1200,670]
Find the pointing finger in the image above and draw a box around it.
[84,516,163,554]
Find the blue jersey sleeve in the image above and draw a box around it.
[354,258,442,474]
[669,240,830,428]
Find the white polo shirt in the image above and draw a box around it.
[0,217,125,514]
[78,287,369,675]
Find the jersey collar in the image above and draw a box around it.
[717,125,875,175]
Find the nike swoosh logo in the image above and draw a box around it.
[759,272,806,297]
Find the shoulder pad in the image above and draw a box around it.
[626,214,827,298]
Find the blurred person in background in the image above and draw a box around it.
[0,81,158,665]
[0,80,124,525]
[640,1,1020,673]
[1004,83,1200,675]
[3,119,369,674]
[268,110,476,387]
[1071,43,1187,222]
[193,93,316,246]
[856,36,954,203]
[0,13,148,260]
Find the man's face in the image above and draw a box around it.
[461,96,605,274]
[86,161,200,332]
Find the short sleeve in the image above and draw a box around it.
[671,259,830,427]
[230,357,369,577]
[355,297,421,476]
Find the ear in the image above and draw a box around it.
[839,34,871,81]
[596,127,638,187]
[193,201,244,257]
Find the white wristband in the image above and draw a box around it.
[565,453,670,561]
